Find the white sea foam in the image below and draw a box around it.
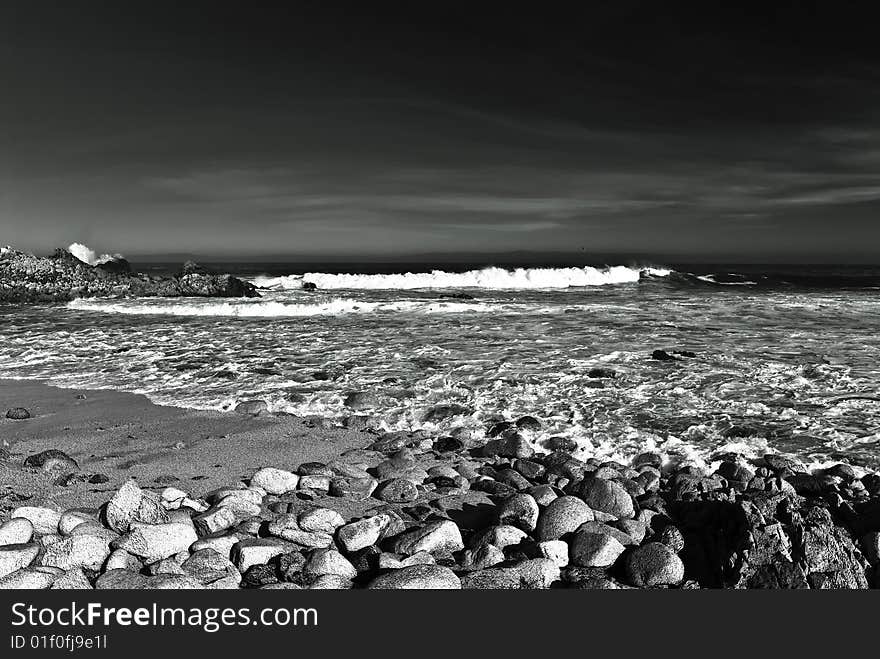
[252,265,672,291]
[68,242,123,267]
[66,298,507,317]
[695,274,757,286]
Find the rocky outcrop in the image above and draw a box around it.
[0,246,259,302]
[3,425,880,589]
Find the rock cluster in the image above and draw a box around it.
[0,246,258,302]
[4,426,880,589]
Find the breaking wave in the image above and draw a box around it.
[66,298,508,317]
[252,265,672,291]
[68,242,124,267]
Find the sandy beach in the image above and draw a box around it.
[0,378,370,512]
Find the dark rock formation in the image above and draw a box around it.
[0,246,259,302]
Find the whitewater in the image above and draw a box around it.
[4,261,880,471]
[253,265,673,290]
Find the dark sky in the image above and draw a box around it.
[2,2,880,262]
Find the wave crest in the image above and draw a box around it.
[253,265,672,291]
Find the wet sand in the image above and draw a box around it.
[0,378,371,512]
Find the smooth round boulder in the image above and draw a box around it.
[367,565,461,589]
[234,400,268,415]
[536,496,594,541]
[376,478,418,503]
[497,493,540,532]
[624,542,685,587]
[23,449,79,474]
[0,518,34,547]
[576,477,635,519]
[569,530,626,568]
[251,467,298,495]
[5,407,30,420]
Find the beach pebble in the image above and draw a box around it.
[232,538,290,573]
[104,549,143,572]
[5,407,30,420]
[376,478,418,503]
[142,574,205,589]
[469,525,527,551]
[481,434,534,459]
[298,508,345,534]
[367,564,461,589]
[234,400,268,415]
[267,514,332,547]
[303,549,357,580]
[575,477,635,519]
[624,542,685,587]
[0,544,40,579]
[612,518,647,544]
[193,506,237,536]
[23,449,79,473]
[392,519,464,556]
[536,496,594,541]
[538,540,570,568]
[251,467,299,495]
[569,530,626,567]
[0,518,34,546]
[497,493,539,532]
[181,549,240,586]
[94,569,149,589]
[461,559,559,589]
[191,534,241,559]
[58,510,96,536]
[115,522,198,563]
[104,479,170,533]
[41,534,111,571]
[329,476,377,500]
[0,567,58,589]
[378,551,435,569]
[51,567,94,590]
[336,514,391,553]
[528,484,559,507]
[658,525,685,553]
[12,506,62,535]
[460,544,506,571]
[298,475,331,492]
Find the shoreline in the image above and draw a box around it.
[0,378,371,511]
[2,377,880,589]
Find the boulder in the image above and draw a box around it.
[624,542,685,587]
[23,449,79,473]
[392,520,464,556]
[251,467,298,495]
[41,534,111,571]
[303,549,357,580]
[0,544,39,578]
[115,522,198,563]
[497,493,540,532]
[536,496,594,541]
[104,479,169,533]
[234,400,268,416]
[574,477,635,519]
[337,515,391,553]
[569,530,626,568]
[12,507,62,535]
[0,518,34,546]
[367,565,461,589]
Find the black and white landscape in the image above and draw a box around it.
[2,3,880,590]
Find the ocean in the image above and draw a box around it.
[3,261,880,471]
